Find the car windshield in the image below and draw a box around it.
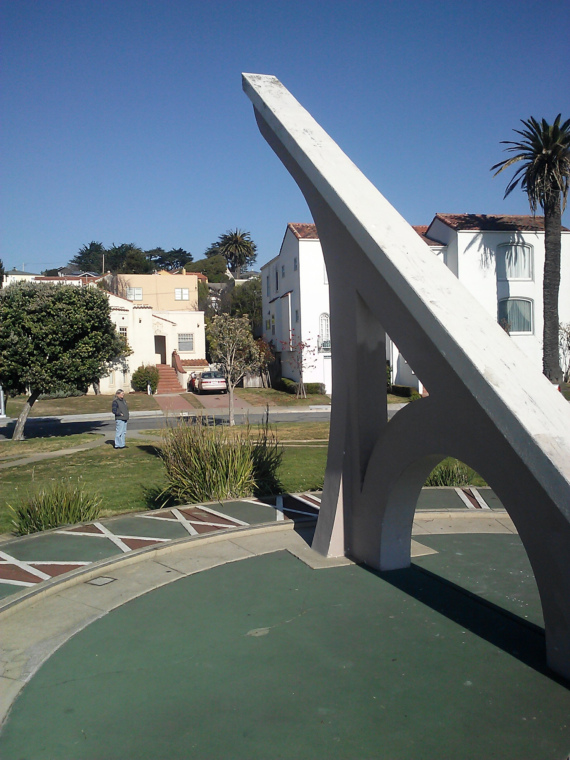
[202,372,224,379]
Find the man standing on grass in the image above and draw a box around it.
[112,389,129,449]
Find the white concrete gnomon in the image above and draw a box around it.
[242,73,570,679]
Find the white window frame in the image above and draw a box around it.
[497,244,533,281]
[175,288,189,301]
[498,298,533,335]
[178,333,194,352]
[126,287,143,301]
[319,312,331,351]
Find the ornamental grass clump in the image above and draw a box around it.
[159,416,282,504]
[424,458,472,487]
[9,480,102,535]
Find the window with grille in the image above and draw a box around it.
[178,333,194,351]
[126,287,143,301]
[319,313,331,350]
[175,288,189,301]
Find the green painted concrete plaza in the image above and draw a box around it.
[1,531,569,759]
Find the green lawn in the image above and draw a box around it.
[0,441,167,533]
[0,419,489,535]
[0,422,331,534]
[6,393,160,418]
[234,387,331,406]
[0,432,103,462]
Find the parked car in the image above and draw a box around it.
[195,371,227,394]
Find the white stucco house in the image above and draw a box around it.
[0,271,207,394]
[97,293,206,394]
[261,223,332,393]
[262,216,570,395]
[2,268,42,287]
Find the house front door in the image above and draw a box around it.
[154,335,166,364]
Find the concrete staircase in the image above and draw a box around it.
[156,364,185,395]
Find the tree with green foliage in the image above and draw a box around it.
[70,241,106,273]
[492,114,570,384]
[206,229,257,279]
[109,243,153,274]
[185,254,229,282]
[70,242,154,274]
[230,277,262,336]
[0,282,127,440]
[207,314,261,425]
[0,258,4,287]
[146,247,193,271]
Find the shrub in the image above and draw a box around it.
[132,364,160,394]
[279,378,297,394]
[38,386,86,399]
[277,378,325,395]
[304,382,326,395]
[391,384,417,398]
[159,416,283,504]
[386,361,392,390]
[424,459,472,487]
[9,480,102,535]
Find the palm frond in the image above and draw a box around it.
[491,114,570,211]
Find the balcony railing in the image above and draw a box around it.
[318,338,331,352]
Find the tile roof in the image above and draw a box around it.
[433,213,569,232]
[34,275,103,285]
[181,358,209,367]
[288,223,319,239]
[412,226,444,246]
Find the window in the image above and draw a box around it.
[319,313,331,350]
[126,287,142,301]
[498,299,533,334]
[118,326,128,344]
[266,276,270,297]
[178,333,194,351]
[265,318,271,330]
[294,257,298,271]
[295,309,299,323]
[497,244,533,280]
[281,265,285,277]
[271,315,275,336]
[275,270,279,292]
[175,288,189,301]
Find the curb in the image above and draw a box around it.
[0,518,317,620]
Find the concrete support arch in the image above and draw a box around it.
[243,73,570,679]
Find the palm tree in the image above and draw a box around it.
[492,114,570,384]
[206,229,257,279]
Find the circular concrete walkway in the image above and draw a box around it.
[0,501,569,759]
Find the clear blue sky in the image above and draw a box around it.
[1,0,569,274]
